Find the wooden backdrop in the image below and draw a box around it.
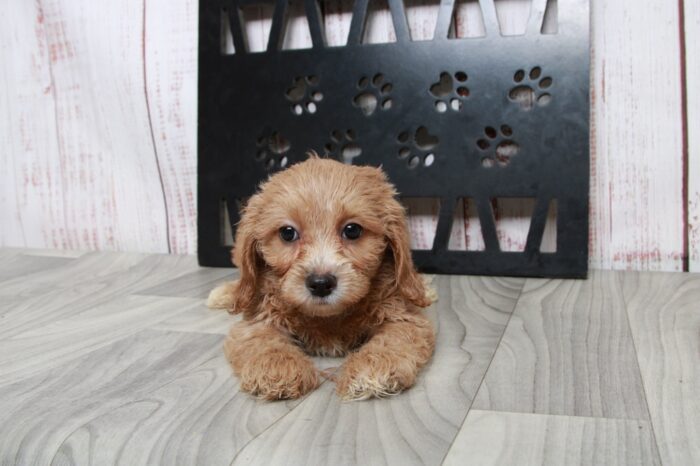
[1,0,697,272]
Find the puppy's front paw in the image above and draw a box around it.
[206,281,237,309]
[238,351,320,400]
[335,352,418,401]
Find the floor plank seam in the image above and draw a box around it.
[226,378,336,465]
[616,272,665,465]
[461,407,656,423]
[437,278,528,466]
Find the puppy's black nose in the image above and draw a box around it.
[305,273,337,298]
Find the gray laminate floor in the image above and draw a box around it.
[0,248,697,466]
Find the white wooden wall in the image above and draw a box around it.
[1,0,697,271]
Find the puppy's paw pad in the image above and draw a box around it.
[206,283,236,309]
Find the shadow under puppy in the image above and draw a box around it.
[208,156,435,400]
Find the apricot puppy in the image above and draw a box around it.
[208,156,435,400]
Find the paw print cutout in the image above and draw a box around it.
[255,130,291,170]
[508,67,552,111]
[429,71,470,112]
[285,75,322,115]
[353,74,393,116]
[324,129,362,164]
[396,126,438,169]
[476,125,519,168]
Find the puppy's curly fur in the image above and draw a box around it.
[208,156,435,400]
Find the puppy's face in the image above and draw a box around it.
[249,159,393,316]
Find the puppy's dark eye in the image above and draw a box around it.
[279,226,299,242]
[342,223,363,240]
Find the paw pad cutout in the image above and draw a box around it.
[324,129,362,164]
[397,126,438,169]
[255,130,290,169]
[353,74,393,116]
[476,125,519,168]
[285,75,322,115]
[430,71,469,112]
[509,67,552,111]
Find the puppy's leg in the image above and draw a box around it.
[336,311,435,400]
[224,320,320,400]
[206,280,239,309]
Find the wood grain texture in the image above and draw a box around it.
[0,329,298,466]
[229,275,525,466]
[473,271,649,420]
[151,302,238,335]
[4,248,700,464]
[0,252,203,340]
[135,267,238,299]
[12,247,88,258]
[0,250,75,282]
[0,294,202,386]
[687,0,700,271]
[621,272,700,465]
[443,410,661,466]
[589,0,685,271]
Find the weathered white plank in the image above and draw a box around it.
[590,0,685,270]
[144,0,199,254]
[0,0,64,249]
[322,1,353,47]
[687,0,700,271]
[1,0,169,253]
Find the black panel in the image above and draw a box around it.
[198,0,590,278]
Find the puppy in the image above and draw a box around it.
[208,156,435,400]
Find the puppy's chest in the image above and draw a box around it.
[290,321,370,357]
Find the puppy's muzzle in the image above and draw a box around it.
[305,273,337,298]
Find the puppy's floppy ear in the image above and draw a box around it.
[385,198,431,308]
[230,206,263,313]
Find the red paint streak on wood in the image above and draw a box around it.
[601,60,606,103]
[612,250,684,269]
[589,67,597,260]
[45,19,75,63]
[690,194,700,259]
